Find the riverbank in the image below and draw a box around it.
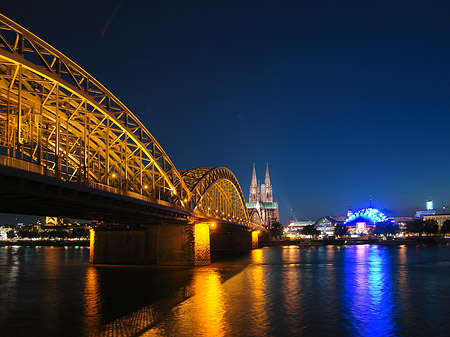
[265,236,450,247]
[0,239,90,247]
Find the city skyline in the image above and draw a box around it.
[1,1,449,223]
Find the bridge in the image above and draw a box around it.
[0,14,265,265]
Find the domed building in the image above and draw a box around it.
[343,207,393,235]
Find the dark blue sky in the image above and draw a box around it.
[3,0,449,223]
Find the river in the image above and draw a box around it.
[1,244,450,336]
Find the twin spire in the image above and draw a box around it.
[249,163,273,203]
[251,163,258,187]
[251,162,271,187]
[264,162,271,186]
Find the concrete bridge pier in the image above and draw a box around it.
[89,222,211,266]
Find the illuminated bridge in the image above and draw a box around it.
[0,14,264,265]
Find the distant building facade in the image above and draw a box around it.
[247,163,279,227]
[415,197,436,219]
[423,214,450,228]
[285,220,315,237]
[314,217,342,237]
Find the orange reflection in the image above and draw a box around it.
[282,256,301,325]
[83,266,101,333]
[397,245,410,295]
[188,270,226,336]
[252,247,264,264]
[248,249,269,335]
[281,244,298,261]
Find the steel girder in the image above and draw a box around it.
[249,208,262,226]
[179,167,252,226]
[0,13,191,206]
[0,14,263,229]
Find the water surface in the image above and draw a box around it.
[2,244,450,336]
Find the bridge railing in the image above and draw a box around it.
[0,155,56,178]
[0,155,187,211]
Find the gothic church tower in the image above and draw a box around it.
[249,163,259,203]
[247,163,280,227]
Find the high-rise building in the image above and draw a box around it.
[426,197,434,211]
[247,163,279,227]
[415,197,436,219]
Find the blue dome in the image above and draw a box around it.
[343,207,389,225]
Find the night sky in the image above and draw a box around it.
[2,0,449,224]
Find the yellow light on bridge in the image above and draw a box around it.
[211,223,215,228]
[143,185,148,189]
[111,173,116,178]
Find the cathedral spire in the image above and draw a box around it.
[265,162,271,186]
[251,163,257,187]
[249,163,259,203]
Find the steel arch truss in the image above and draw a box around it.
[180,167,251,225]
[0,14,191,205]
[249,209,262,226]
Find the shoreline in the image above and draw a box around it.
[265,236,450,247]
[2,237,450,248]
[0,239,90,247]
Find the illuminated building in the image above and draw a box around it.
[314,217,341,237]
[343,207,393,235]
[247,163,279,227]
[423,214,450,228]
[285,220,315,237]
[45,217,60,226]
[426,198,434,211]
[415,197,436,219]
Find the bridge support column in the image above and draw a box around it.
[89,223,211,266]
[252,230,259,249]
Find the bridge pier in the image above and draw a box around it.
[89,223,211,266]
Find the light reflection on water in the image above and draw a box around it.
[155,270,227,336]
[341,245,398,336]
[3,245,450,336]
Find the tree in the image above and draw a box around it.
[373,221,398,237]
[334,223,348,238]
[6,230,15,239]
[301,224,320,238]
[269,222,284,240]
[423,219,439,235]
[441,220,450,235]
[406,219,424,235]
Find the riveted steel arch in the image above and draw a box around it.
[249,208,262,226]
[179,167,250,224]
[0,13,191,205]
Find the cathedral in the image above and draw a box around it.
[247,163,280,227]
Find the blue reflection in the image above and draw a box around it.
[342,245,399,336]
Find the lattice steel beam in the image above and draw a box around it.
[0,13,264,229]
[0,13,191,206]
